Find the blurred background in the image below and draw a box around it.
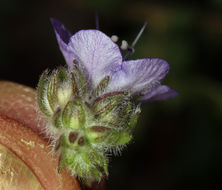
[0,0,222,189]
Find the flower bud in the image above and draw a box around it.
[37,66,140,183]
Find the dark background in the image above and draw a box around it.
[1,0,222,189]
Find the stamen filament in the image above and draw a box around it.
[95,12,100,30]
[131,22,147,48]
[124,22,147,60]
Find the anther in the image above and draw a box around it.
[95,12,99,30]
[111,35,119,43]
[121,40,128,50]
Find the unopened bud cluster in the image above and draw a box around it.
[37,61,140,183]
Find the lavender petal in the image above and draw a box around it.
[68,30,122,86]
[109,58,169,94]
[50,18,75,67]
[139,85,178,102]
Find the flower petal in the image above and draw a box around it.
[50,18,75,67]
[109,58,169,94]
[68,30,122,86]
[139,85,178,102]
[50,18,72,44]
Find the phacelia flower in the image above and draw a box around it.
[37,18,178,184]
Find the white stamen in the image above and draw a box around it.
[95,12,99,30]
[123,22,147,60]
[131,22,147,48]
[121,40,128,50]
[111,35,119,43]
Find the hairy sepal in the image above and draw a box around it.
[37,66,140,184]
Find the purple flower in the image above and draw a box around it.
[37,18,178,182]
[50,18,178,102]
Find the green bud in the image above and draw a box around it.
[46,71,57,111]
[92,91,128,119]
[86,126,111,144]
[37,68,73,117]
[37,66,141,184]
[61,101,73,128]
[37,70,54,117]
[53,108,63,129]
[113,131,132,145]
[72,60,87,95]
[128,106,141,130]
[62,99,86,130]
[56,68,72,108]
